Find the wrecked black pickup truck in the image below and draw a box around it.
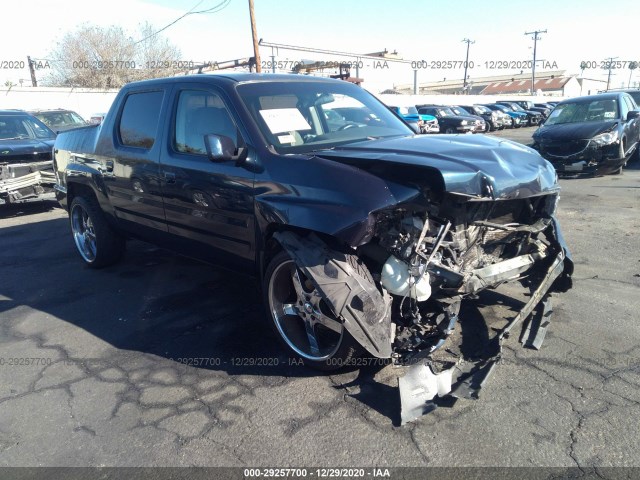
[53,74,573,423]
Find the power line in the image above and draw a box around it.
[133,0,232,46]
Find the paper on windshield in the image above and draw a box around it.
[259,108,310,134]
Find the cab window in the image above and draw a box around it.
[173,90,239,155]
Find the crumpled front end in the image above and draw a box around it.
[0,161,55,204]
[276,183,572,423]
[533,136,627,176]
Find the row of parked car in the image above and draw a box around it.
[388,89,640,176]
[388,100,561,135]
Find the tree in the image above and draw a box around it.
[46,23,183,88]
[628,61,638,88]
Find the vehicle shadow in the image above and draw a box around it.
[0,216,529,426]
[0,197,59,219]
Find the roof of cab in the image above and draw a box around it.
[122,73,343,89]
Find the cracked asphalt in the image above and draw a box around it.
[0,131,639,468]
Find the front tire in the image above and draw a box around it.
[69,196,125,268]
[263,250,363,371]
[445,127,456,134]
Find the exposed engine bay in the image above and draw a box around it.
[275,190,572,424]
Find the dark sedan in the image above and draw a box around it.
[448,106,488,132]
[496,101,543,126]
[416,105,480,133]
[455,105,501,131]
[532,92,640,175]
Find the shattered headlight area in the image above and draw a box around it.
[276,191,572,424]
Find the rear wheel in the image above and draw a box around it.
[70,196,125,268]
[445,127,456,134]
[263,250,362,371]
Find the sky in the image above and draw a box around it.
[1,0,639,92]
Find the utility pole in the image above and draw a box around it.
[27,56,37,87]
[462,38,474,94]
[524,29,546,94]
[604,56,619,91]
[248,0,261,72]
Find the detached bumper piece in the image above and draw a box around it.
[400,235,570,424]
[0,161,55,203]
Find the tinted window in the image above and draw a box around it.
[174,90,239,155]
[119,91,164,148]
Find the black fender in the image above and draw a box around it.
[255,154,421,248]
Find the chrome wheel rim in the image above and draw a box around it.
[71,204,97,263]
[268,259,343,361]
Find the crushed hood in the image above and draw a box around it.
[314,134,559,200]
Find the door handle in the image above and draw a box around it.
[164,171,176,184]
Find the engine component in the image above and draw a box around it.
[381,255,431,301]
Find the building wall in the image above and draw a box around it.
[0,87,119,120]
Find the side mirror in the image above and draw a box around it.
[204,134,235,162]
[626,110,640,121]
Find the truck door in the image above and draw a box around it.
[158,85,256,271]
[108,88,169,236]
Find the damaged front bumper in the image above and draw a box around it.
[400,225,570,424]
[275,213,572,424]
[534,140,627,176]
[0,161,55,204]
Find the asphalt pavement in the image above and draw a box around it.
[1,129,639,469]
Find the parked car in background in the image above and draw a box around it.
[29,109,87,133]
[388,105,439,133]
[416,105,480,133]
[483,104,523,128]
[0,110,56,204]
[496,101,543,126]
[532,92,640,175]
[449,106,489,132]
[89,113,107,125]
[535,102,556,111]
[502,100,551,119]
[458,104,503,131]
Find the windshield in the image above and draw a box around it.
[35,111,86,129]
[545,99,619,125]
[0,114,55,140]
[236,81,412,154]
[452,106,470,116]
[437,108,454,117]
[510,103,526,112]
[473,105,489,114]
